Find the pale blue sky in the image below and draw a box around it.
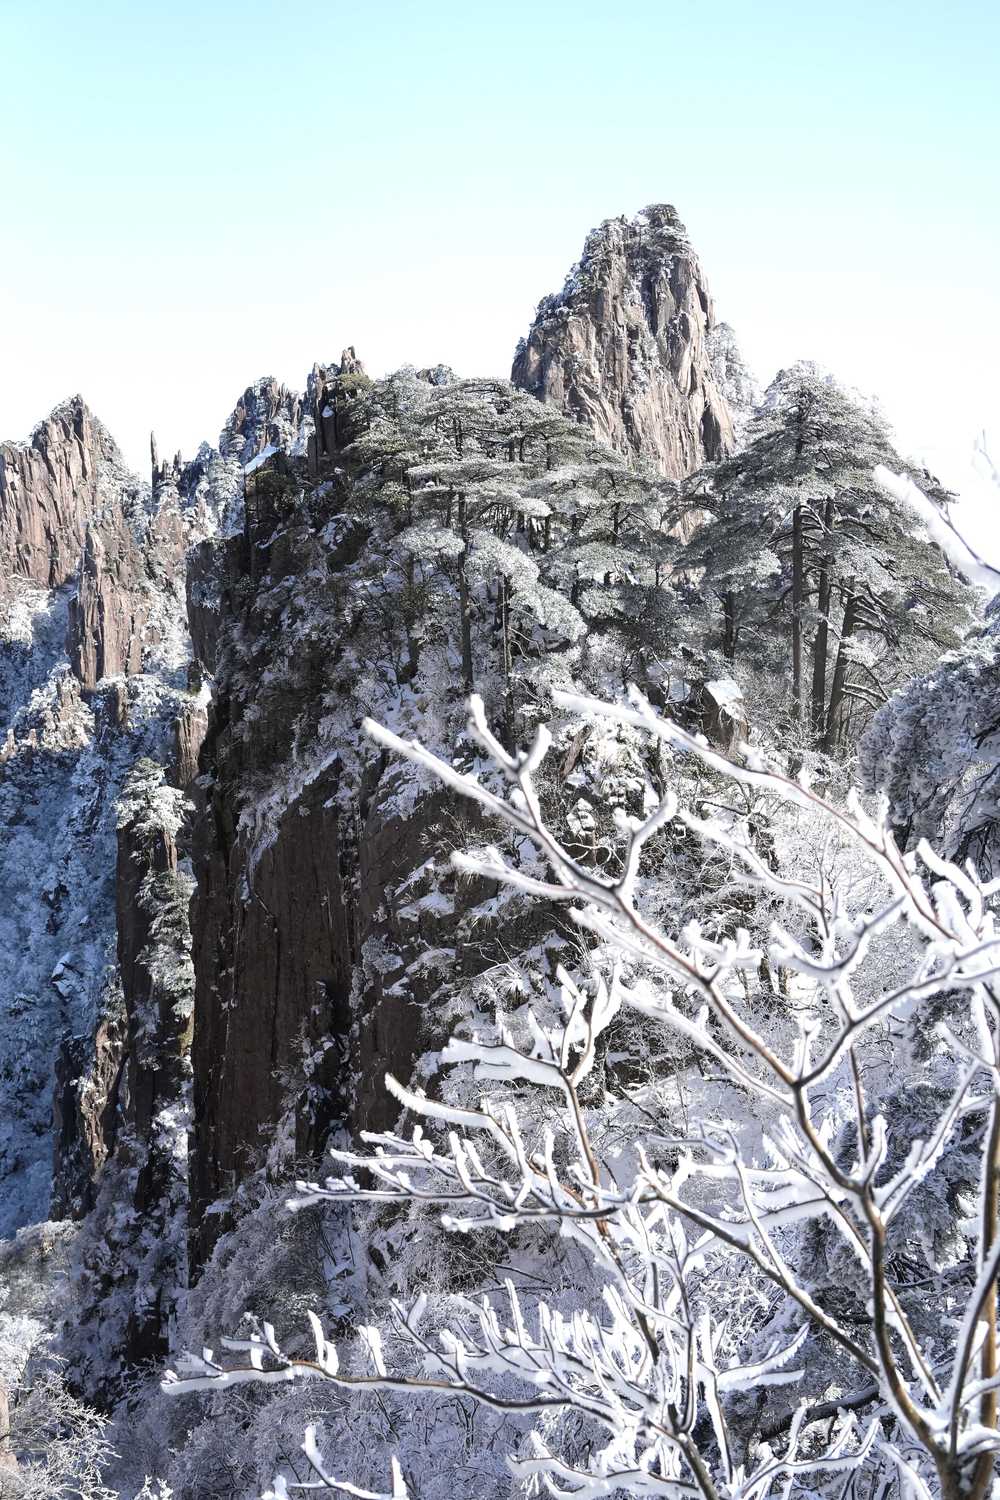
[2,0,998,538]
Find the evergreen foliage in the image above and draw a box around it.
[679,366,973,751]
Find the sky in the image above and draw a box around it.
[2,0,998,547]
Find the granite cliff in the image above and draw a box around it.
[512,204,736,480]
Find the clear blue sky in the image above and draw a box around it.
[2,0,998,538]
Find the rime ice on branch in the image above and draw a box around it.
[169,690,1000,1500]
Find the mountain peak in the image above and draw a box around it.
[512,205,735,480]
[0,395,125,590]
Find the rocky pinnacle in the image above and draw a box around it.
[512,203,735,479]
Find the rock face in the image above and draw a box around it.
[51,1009,125,1219]
[307,348,372,471]
[512,204,735,479]
[0,644,111,1237]
[188,764,353,1261]
[1,393,211,696]
[172,669,210,791]
[57,758,195,1392]
[0,396,231,1271]
[219,377,309,466]
[66,524,146,688]
[68,496,195,693]
[0,397,116,591]
[184,454,448,1269]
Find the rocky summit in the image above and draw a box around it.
[512,204,735,479]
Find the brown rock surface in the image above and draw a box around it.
[1,394,196,693]
[66,525,146,689]
[50,1009,126,1219]
[62,759,195,1374]
[308,348,371,470]
[189,770,354,1267]
[512,204,735,480]
[0,396,117,591]
[185,459,452,1269]
[172,678,210,791]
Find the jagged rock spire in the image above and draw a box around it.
[0,396,119,591]
[512,203,735,479]
[219,377,308,467]
[308,347,371,472]
[338,345,365,376]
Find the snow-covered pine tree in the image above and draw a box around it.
[399,378,674,739]
[862,456,1000,871]
[680,366,973,751]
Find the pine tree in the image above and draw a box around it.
[681,365,972,751]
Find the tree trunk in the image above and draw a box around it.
[810,498,835,744]
[791,504,805,725]
[0,1381,16,1476]
[722,591,738,662]
[404,556,420,682]
[823,580,858,754]
[457,493,474,692]
[500,574,514,750]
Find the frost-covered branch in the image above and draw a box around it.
[167,694,1000,1499]
[874,464,1000,596]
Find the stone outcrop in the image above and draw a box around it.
[184,448,456,1270]
[57,759,194,1387]
[0,391,232,1270]
[115,762,191,1145]
[66,525,146,689]
[1,394,199,694]
[183,469,361,1267]
[188,737,456,1268]
[0,396,120,592]
[189,762,354,1266]
[219,377,308,466]
[307,348,372,471]
[50,1008,125,1219]
[150,431,185,491]
[416,364,457,387]
[512,204,735,480]
[172,669,210,791]
[697,677,751,754]
[66,497,190,692]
